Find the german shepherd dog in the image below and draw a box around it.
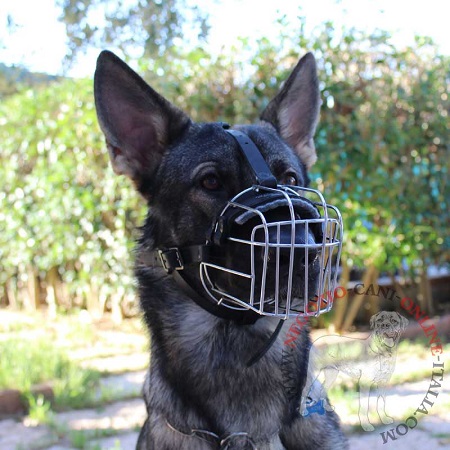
[94,50,347,449]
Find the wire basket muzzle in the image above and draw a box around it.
[200,185,343,319]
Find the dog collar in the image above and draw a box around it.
[165,418,278,449]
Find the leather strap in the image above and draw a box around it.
[173,271,261,325]
[142,247,261,325]
[225,129,278,188]
[142,245,211,274]
[246,319,285,367]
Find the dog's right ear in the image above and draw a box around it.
[94,51,190,194]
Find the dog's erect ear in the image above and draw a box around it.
[261,53,320,169]
[369,313,378,329]
[94,51,190,191]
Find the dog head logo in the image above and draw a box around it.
[370,311,408,349]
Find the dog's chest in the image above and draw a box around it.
[172,310,288,431]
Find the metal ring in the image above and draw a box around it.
[220,431,258,449]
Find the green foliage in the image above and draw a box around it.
[0,337,63,390]
[310,26,449,272]
[0,79,144,301]
[69,429,122,449]
[26,394,54,424]
[0,18,448,313]
[57,0,209,65]
[0,336,100,408]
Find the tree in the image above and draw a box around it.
[0,79,144,314]
[57,0,209,66]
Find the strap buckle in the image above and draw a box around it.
[158,248,184,273]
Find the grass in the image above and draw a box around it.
[0,334,144,412]
[69,428,122,449]
[0,336,102,410]
[0,311,147,412]
[0,311,145,450]
[26,394,54,424]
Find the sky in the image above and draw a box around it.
[0,0,449,78]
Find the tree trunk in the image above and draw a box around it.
[26,265,40,312]
[341,264,379,332]
[5,279,18,309]
[391,275,408,300]
[419,266,434,316]
[111,293,123,325]
[86,285,102,319]
[46,267,60,319]
[333,260,351,332]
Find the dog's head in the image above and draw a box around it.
[94,51,342,318]
[370,311,408,349]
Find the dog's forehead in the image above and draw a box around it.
[163,122,304,180]
[239,124,306,176]
[376,311,399,321]
[162,123,238,174]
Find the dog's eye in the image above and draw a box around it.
[282,173,298,186]
[201,174,222,191]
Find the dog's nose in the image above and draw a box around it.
[266,223,318,266]
[260,203,321,266]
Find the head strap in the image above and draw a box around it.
[224,129,278,188]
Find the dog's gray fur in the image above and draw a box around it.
[94,50,348,449]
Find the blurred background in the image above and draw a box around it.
[0,1,449,449]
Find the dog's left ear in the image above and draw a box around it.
[261,53,320,169]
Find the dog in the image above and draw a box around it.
[94,50,348,449]
[300,311,408,432]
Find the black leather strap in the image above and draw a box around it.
[246,319,284,366]
[225,129,277,188]
[173,271,260,325]
[141,245,211,274]
[141,246,261,325]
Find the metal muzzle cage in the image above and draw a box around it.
[200,184,343,319]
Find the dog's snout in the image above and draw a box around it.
[265,222,318,266]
